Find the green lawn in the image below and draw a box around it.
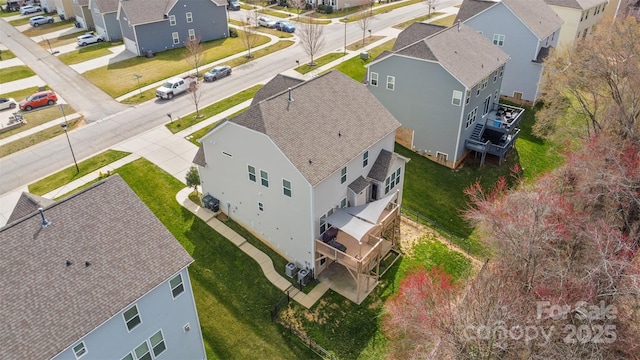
[28,150,131,195]
[83,34,271,98]
[113,159,314,359]
[295,52,343,73]
[57,42,115,65]
[166,84,262,134]
[334,39,395,82]
[393,12,444,29]
[0,49,16,60]
[0,65,35,83]
[0,117,83,158]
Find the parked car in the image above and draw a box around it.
[20,5,41,15]
[77,32,104,46]
[19,90,58,111]
[155,76,196,100]
[204,65,232,82]
[274,20,295,33]
[257,16,277,28]
[0,98,17,110]
[29,15,54,26]
[227,0,240,10]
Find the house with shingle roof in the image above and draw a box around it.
[53,0,75,22]
[89,0,122,41]
[456,0,564,102]
[117,0,228,56]
[71,0,94,30]
[366,22,523,168]
[193,70,408,303]
[543,0,609,48]
[0,175,205,360]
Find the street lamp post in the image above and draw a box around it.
[134,74,143,95]
[343,17,348,55]
[59,104,79,173]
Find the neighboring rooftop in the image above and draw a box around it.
[544,0,606,10]
[93,0,120,13]
[0,175,193,360]
[389,22,510,88]
[117,0,226,26]
[226,71,401,186]
[392,22,446,51]
[6,192,54,224]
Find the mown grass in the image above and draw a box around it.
[335,39,395,82]
[27,150,131,195]
[36,31,82,49]
[0,49,17,60]
[393,11,444,29]
[20,19,75,36]
[0,65,35,83]
[187,107,248,145]
[57,42,115,65]
[295,52,343,73]
[166,84,262,134]
[0,116,82,158]
[113,159,314,359]
[83,33,271,98]
[430,14,457,27]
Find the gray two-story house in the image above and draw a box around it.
[456,0,564,102]
[89,0,122,41]
[0,175,206,360]
[367,22,523,168]
[72,0,95,30]
[117,0,228,56]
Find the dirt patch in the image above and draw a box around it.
[216,213,228,222]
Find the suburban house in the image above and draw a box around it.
[456,0,563,102]
[0,175,206,360]
[72,0,95,30]
[40,0,57,13]
[306,0,372,11]
[116,0,228,56]
[53,0,75,20]
[544,0,609,48]
[193,70,408,303]
[89,0,122,41]
[366,22,523,169]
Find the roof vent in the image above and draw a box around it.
[338,131,342,138]
[38,207,51,228]
[308,159,312,164]
[287,87,294,103]
[85,261,91,267]
[66,260,72,267]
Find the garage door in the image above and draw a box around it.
[123,37,138,56]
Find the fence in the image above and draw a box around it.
[270,291,337,360]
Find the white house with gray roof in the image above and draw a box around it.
[456,0,564,102]
[0,175,205,360]
[117,0,228,56]
[193,71,408,303]
[367,22,523,169]
[544,0,609,48]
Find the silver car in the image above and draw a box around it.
[204,65,232,82]
[0,98,17,110]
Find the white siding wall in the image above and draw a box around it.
[198,123,314,269]
[549,3,607,49]
[52,267,205,360]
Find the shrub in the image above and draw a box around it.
[229,28,238,37]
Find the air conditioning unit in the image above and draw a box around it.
[297,269,310,286]
[285,262,297,278]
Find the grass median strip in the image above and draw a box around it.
[0,65,35,83]
[57,42,116,65]
[27,149,131,195]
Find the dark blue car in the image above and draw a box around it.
[274,20,296,33]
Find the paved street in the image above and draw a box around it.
[0,1,460,226]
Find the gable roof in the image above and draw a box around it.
[392,22,446,51]
[544,0,605,10]
[392,22,510,88]
[227,71,401,186]
[0,175,193,360]
[93,0,119,13]
[6,192,55,224]
[367,149,393,182]
[119,0,177,25]
[457,0,563,39]
[251,74,304,105]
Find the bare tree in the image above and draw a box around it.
[186,79,206,118]
[424,0,438,17]
[298,18,325,66]
[290,0,306,20]
[184,35,204,77]
[356,1,374,46]
[239,15,260,58]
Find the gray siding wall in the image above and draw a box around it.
[119,7,136,42]
[368,56,465,163]
[105,12,122,41]
[465,3,544,101]
[52,267,205,360]
[90,1,105,31]
[134,0,228,54]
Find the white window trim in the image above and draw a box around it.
[123,304,142,332]
[248,164,256,182]
[188,29,195,41]
[386,75,395,91]
[363,150,368,167]
[169,273,184,299]
[340,166,347,184]
[134,340,151,360]
[172,32,179,45]
[452,90,463,106]
[370,72,378,87]
[169,14,176,26]
[73,342,87,359]
[492,34,505,46]
[282,179,292,197]
[465,89,470,104]
[260,170,269,187]
[186,12,193,23]
[340,197,347,208]
[149,329,167,358]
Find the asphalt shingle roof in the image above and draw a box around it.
[394,22,510,88]
[544,0,605,10]
[119,0,177,25]
[348,176,370,193]
[6,192,54,224]
[455,0,496,22]
[0,175,193,360]
[230,71,401,186]
[93,0,119,13]
[392,22,446,51]
[368,149,393,182]
[251,74,304,105]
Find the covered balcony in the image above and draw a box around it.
[314,192,401,304]
[465,103,524,166]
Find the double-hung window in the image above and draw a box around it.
[492,34,505,46]
[172,32,179,45]
[169,273,184,298]
[282,179,292,197]
[452,90,463,106]
[370,72,378,86]
[186,12,193,23]
[260,170,269,187]
[340,167,347,184]
[248,165,256,182]
[169,15,176,26]
[386,76,395,90]
[124,305,141,332]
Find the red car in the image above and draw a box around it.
[19,90,58,111]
